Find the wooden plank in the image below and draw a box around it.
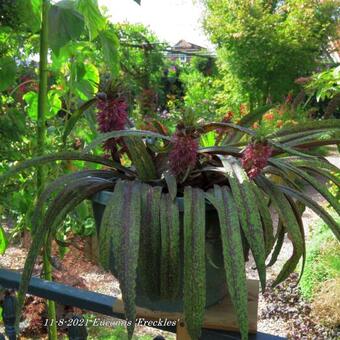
[113,280,259,334]
[176,321,191,340]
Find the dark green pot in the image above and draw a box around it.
[91,190,227,312]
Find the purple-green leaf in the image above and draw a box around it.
[206,186,248,340]
[111,180,141,339]
[160,193,180,299]
[183,187,206,340]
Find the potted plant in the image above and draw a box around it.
[1,106,340,339]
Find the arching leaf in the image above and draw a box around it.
[277,185,340,241]
[138,184,162,297]
[255,176,304,286]
[221,156,266,291]
[183,187,206,340]
[62,98,97,144]
[160,193,180,299]
[269,159,340,216]
[15,178,114,329]
[0,151,134,184]
[111,180,141,339]
[206,186,248,340]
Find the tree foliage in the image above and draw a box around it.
[202,0,340,107]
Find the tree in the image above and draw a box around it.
[202,0,339,109]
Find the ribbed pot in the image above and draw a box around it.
[91,190,227,312]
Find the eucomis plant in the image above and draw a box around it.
[1,116,340,340]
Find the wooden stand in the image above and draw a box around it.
[113,280,259,339]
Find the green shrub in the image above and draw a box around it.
[300,220,340,300]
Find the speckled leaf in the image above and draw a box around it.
[221,156,266,291]
[0,151,132,184]
[270,158,340,216]
[268,119,340,138]
[138,184,162,297]
[267,221,285,267]
[255,176,304,286]
[206,185,248,340]
[15,178,114,329]
[164,170,177,201]
[160,193,180,299]
[32,170,115,234]
[111,180,141,339]
[287,197,306,283]
[123,137,157,181]
[98,184,120,271]
[288,158,339,174]
[277,185,340,241]
[252,184,274,258]
[183,187,206,340]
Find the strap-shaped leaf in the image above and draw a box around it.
[183,187,206,340]
[111,180,141,339]
[0,151,134,183]
[85,129,171,151]
[138,184,162,297]
[287,197,306,283]
[206,186,248,340]
[160,193,180,299]
[255,176,304,286]
[32,170,116,233]
[198,146,241,157]
[275,129,332,143]
[62,98,96,144]
[284,130,339,147]
[267,119,340,138]
[221,156,266,290]
[288,158,339,174]
[263,165,301,191]
[267,221,285,267]
[98,186,119,271]
[287,159,340,187]
[15,179,114,329]
[303,167,340,188]
[252,184,274,257]
[163,170,177,201]
[269,140,314,158]
[277,185,340,241]
[269,159,340,216]
[123,137,157,181]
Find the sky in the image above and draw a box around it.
[98,0,212,49]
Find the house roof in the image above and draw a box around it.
[172,39,205,51]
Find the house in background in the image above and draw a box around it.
[167,39,206,63]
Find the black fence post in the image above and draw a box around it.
[68,314,88,340]
[2,291,17,340]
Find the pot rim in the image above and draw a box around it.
[91,190,215,212]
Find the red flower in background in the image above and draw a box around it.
[239,103,247,116]
[169,133,198,176]
[216,111,234,135]
[241,141,273,179]
[263,112,274,121]
[276,120,284,128]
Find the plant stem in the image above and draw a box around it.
[37,1,58,339]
